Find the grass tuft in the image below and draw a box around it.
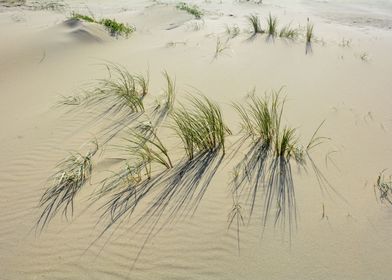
[176,2,203,19]
[99,18,135,37]
[68,13,135,38]
[37,143,98,230]
[247,14,264,35]
[225,24,240,38]
[306,21,314,44]
[279,24,299,40]
[214,37,230,59]
[266,13,278,37]
[375,171,392,205]
[172,95,231,160]
[70,12,95,23]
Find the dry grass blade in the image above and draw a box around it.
[375,171,392,205]
[266,13,278,37]
[37,143,98,230]
[279,24,299,40]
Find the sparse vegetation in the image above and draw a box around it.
[100,18,135,37]
[176,2,203,19]
[306,21,314,44]
[339,38,352,48]
[225,24,240,38]
[279,24,299,40]
[266,13,278,37]
[172,95,231,160]
[359,51,369,62]
[247,14,264,35]
[68,13,135,38]
[375,171,392,205]
[37,142,98,230]
[71,12,95,23]
[29,0,67,11]
[231,89,330,232]
[214,37,230,59]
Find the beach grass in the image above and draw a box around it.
[176,2,203,19]
[69,13,135,37]
[99,18,135,37]
[279,24,299,40]
[247,14,264,35]
[306,21,314,44]
[172,95,230,160]
[214,37,230,59]
[37,143,98,230]
[225,24,240,38]
[266,13,278,37]
[70,12,95,23]
[375,171,392,205]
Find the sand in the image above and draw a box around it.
[1,0,392,279]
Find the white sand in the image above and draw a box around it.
[1,0,392,279]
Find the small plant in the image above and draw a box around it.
[99,18,135,37]
[266,13,278,37]
[214,37,230,59]
[125,129,173,179]
[68,13,135,38]
[37,142,98,230]
[232,90,284,147]
[172,95,231,160]
[225,24,240,38]
[185,20,205,31]
[306,21,314,44]
[359,52,369,62]
[176,2,203,19]
[247,14,264,35]
[279,24,299,40]
[375,171,392,205]
[70,12,95,23]
[339,38,352,48]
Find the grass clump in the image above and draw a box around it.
[266,13,278,37]
[306,21,314,44]
[225,24,240,38]
[247,14,264,35]
[71,12,95,23]
[214,37,230,59]
[100,18,135,37]
[279,24,299,40]
[37,143,98,230]
[375,172,392,205]
[124,129,173,179]
[176,2,203,19]
[232,90,283,147]
[172,95,231,160]
[78,64,146,113]
[68,13,135,38]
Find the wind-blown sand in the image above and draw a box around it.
[1,0,392,279]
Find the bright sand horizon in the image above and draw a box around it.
[1,0,392,279]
